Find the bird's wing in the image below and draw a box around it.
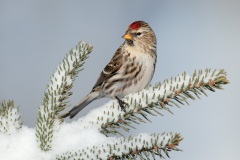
[92,47,123,89]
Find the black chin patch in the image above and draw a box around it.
[127,40,134,46]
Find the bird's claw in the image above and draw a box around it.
[119,101,127,112]
[116,96,127,112]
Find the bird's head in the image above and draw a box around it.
[122,21,157,52]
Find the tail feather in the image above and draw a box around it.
[61,92,100,119]
[68,97,92,119]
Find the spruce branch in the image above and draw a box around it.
[35,41,93,151]
[77,69,229,136]
[55,132,183,160]
[0,100,22,135]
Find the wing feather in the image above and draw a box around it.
[92,47,123,89]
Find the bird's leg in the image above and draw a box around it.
[115,96,127,112]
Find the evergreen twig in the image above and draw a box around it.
[35,41,93,151]
[55,132,183,160]
[0,100,22,135]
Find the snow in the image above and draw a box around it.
[0,120,175,160]
[52,121,108,154]
[0,121,111,160]
[0,127,40,160]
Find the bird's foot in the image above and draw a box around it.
[115,96,127,112]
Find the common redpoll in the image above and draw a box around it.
[62,21,157,119]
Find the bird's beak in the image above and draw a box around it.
[122,34,132,40]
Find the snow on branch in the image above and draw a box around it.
[76,69,229,136]
[55,132,182,160]
[0,100,22,135]
[35,41,93,151]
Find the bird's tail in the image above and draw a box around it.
[61,91,100,119]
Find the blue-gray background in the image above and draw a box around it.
[1,0,239,159]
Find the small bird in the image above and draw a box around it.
[62,21,157,119]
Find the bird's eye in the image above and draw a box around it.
[136,32,142,36]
